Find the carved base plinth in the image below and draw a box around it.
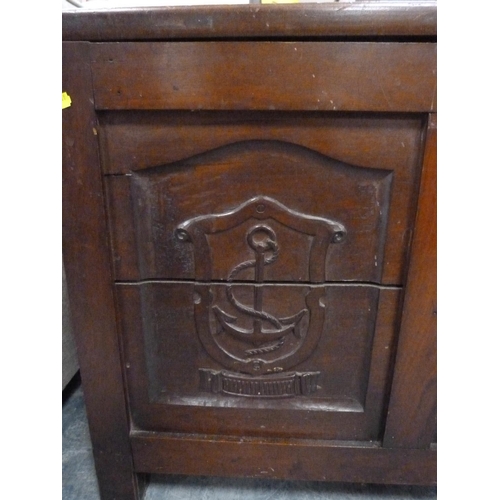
[199,369,320,398]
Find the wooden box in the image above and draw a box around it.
[63,3,436,498]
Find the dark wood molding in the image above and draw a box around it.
[131,431,437,485]
[383,114,437,449]
[90,42,436,112]
[62,41,144,500]
[63,2,437,42]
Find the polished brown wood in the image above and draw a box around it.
[103,113,424,285]
[130,431,437,485]
[63,4,437,498]
[62,42,143,500]
[99,111,424,174]
[62,3,437,42]
[90,42,436,112]
[383,114,437,449]
[118,283,400,441]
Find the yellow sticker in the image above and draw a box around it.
[62,92,72,110]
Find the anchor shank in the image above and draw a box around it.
[253,249,265,335]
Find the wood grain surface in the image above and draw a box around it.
[63,4,437,492]
[62,42,144,500]
[90,42,436,112]
[63,3,437,42]
[117,283,400,442]
[383,114,437,449]
[131,430,437,485]
[102,113,425,285]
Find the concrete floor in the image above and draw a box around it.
[62,375,437,500]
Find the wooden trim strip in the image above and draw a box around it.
[62,42,141,500]
[383,114,437,449]
[130,431,437,485]
[90,42,436,112]
[63,3,437,42]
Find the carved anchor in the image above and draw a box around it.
[212,225,307,351]
[175,196,346,376]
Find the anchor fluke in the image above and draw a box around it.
[213,292,307,346]
[213,304,302,347]
[279,309,307,339]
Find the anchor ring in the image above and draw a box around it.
[246,225,277,255]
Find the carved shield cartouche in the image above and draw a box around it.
[176,196,346,398]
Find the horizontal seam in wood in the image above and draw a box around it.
[115,279,402,290]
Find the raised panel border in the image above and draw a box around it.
[116,283,400,442]
[383,114,437,449]
[62,41,142,500]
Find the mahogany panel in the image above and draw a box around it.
[129,141,393,284]
[90,42,436,112]
[383,114,437,449]
[105,175,138,280]
[63,5,437,490]
[102,112,424,285]
[98,111,424,175]
[63,3,437,42]
[117,283,400,442]
[105,130,423,284]
[131,431,437,485]
[62,42,141,500]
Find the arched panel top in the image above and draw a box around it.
[133,139,391,179]
[125,139,393,283]
[104,115,425,284]
[98,111,425,175]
